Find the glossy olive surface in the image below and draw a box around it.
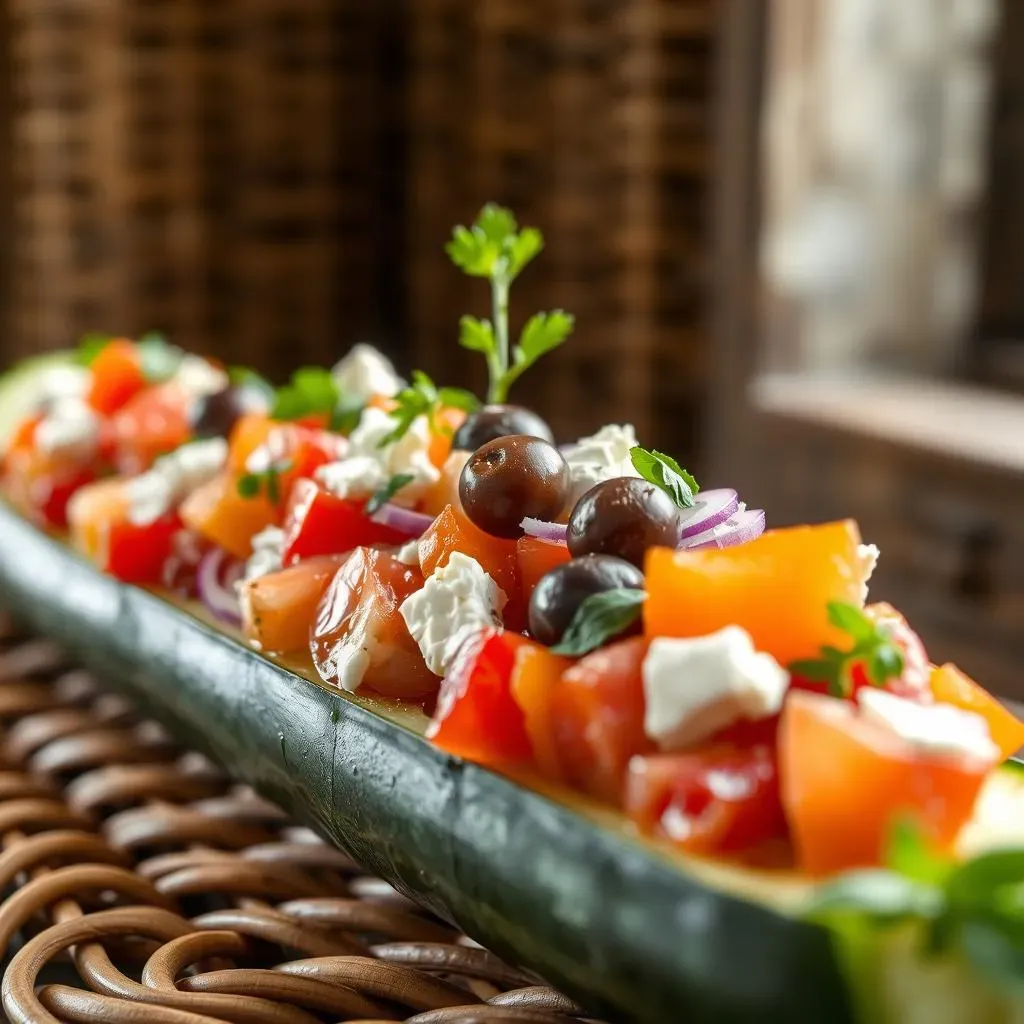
[567,477,680,568]
[190,384,271,438]
[451,405,555,452]
[459,435,569,539]
[528,553,644,646]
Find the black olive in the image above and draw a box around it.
[452,404,555,452]
[567,477,680,569]
[190,385,270,439]
[459,435,569,539]
[528,554,644,647]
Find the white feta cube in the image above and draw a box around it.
[34,399,100,460]
[395,539,421,567]
[331,343,404,402]
[643,626,789,750]
[244,525,285,582]
[399,552,506,677]
[172,354,229,400]
[563,423,642,508]
[126,437,228,525]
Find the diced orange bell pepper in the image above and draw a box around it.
[87,339,146,415]
[779,690,993,876]
[930,663,1024,761]
[510,642,571,782]
[644,520,865,667]
[516,536,572,605]
[241,554,347,653]
[427,406,468,468]
[68,478,130,562]
[179,472,277,560]
[227,413,278,475]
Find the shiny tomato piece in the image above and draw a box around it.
[311,547,436,700]
[779,690,993,876]
[282,479,408,566]
[108,383,192,474]
[244,424,345,506]
[87,339,146,415]
[551,636,654,806]
[105,512,182,584]
[179,473,278,560]
[626,745,786,856]
[931,663,1024,760]
[37,467,97,530]
[509,642,571,782]
[516,536,572,605]
[427,628,533,765]
[419,504,523,629]
[241,553,347,653]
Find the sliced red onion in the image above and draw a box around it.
[678,488,739,540]
[197,547,244,626]
[521,517,569,544]
[370,502,434,537]
[682,509,766,551]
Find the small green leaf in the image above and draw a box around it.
[507,227,543,279]
[459,316,497,355]
[271,366,339,421]
[476,203,518,245]
[237,474,261,499]
[379,370,478,447]
[437,387,481,413]
[514,310,574,365]
[887,819,954,887]
[410,370,438,403]
[228,366,275,403]
[807,871,944,927]
[827,601,876,643]
[236,460,291,504]
[789,658,835,685]
[867,644,905,687]
[330,395,365,435]
[629,446,698,510]
[76,332,113,366]
[552,588,646,657]
[137,332,183,384]
[365,473,415,515]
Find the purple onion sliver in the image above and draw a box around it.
[678,488,739,540]
[197,547,243,626]
[371,502,434,537]
[520,517,569,544]
[683,509,766,551]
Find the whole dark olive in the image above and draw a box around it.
[459,435,569,539]
[528,554,644,647]
[190,385,271,439]
[567,477,680,568]
[451,404,555,452]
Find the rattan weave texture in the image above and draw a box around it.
[0,615,597,1024]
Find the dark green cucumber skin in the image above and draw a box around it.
[0,502,852,1024]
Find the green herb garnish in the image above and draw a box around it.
[75,332,114,366]
[228,366,276,404]
[551,588,646,657]
[629,445,699,509]
[379,370,479,448]
[237,459,292,505]
[789,601,905,697]
[448,203,574,403]
[271,367,339,422]
[365,473,415,516]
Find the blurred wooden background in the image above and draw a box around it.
[0,0,715,459]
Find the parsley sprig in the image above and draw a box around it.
[379,371,479,448]
[237,460,292,505]
[365,473,414,515]
[789,602,905,697]
[629,445,699,510]
[448,204,575,403]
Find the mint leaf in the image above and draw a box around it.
[552,588,646,656]
[365,473,415,516]
[827,601,876,643]
[629,445,698,510]
[459,315,497,356]
[138,332,183,384]
[271,367,339,421]
[76,332,113,365]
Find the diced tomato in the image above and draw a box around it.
[311,547,436,700]
[645,521,864,667]
[516,536,572,605]
[244,424,345,507]
[87,339,146,415]
[241,554,347,653]
[104,513,182,584]
[712,713,781,749]
[427,628,533,765]
[281,479,408,566]
[509,642,571,782]
[107,383,192,474]
[179,472,278,560]
[551,636,654,805]
[931,663,1024,760]
[419,504,523,629]
[779,690,993,876]
[37,467,97,530]
[626,746,786,857]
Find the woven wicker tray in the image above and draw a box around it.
[0,614,597,1023]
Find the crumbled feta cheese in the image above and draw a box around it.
[34,399,100,460]
[857,542,880,603]
[395,539,421,567]
[34,365,90,411]
[399,552,506,676]
[643,627,789,750]
[126,437,228,525]
[172,354,228,400]
[857,688,999,762]
[315,406,439,507]
[244,526,285,582]
[331,642,373,694]
[563,424,642,508]
[332,344,404,402]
